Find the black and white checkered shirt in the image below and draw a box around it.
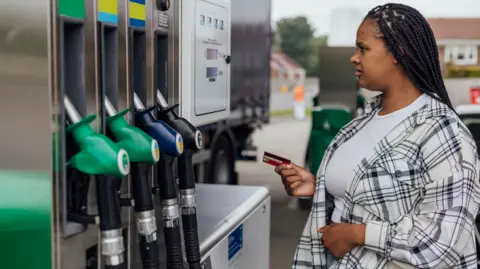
[292,94,480,268]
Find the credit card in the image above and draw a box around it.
[263,151,291,166]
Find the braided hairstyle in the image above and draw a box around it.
[364,3,454,110]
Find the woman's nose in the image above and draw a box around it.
[350,53,359,64]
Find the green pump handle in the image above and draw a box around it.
[66,114,130,178]
[106,108,160,165]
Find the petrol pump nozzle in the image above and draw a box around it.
[105,98,160,164]
[133,93,185,269]
[64,96,130,177]
[134,94,184,158]
[155,90,202,269]
[155,93,203,151]
[64,96,129,269]
[104,97,161,269]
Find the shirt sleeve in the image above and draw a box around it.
[363,116,480,268]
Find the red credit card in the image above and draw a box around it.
[263,151,291,166]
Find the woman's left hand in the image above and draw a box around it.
[318,223,366,258]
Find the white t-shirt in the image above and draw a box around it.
[325,94,429,223]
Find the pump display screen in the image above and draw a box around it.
[206,48,218,60]
[193,0,229,118]
[206,67,217,78]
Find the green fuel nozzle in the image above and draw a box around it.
[64,96,130,178]
[104,98,160,165]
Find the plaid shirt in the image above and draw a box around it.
[292,94,480,269]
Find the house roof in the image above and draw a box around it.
[271,51,304,71]
[270,59,284,72]
[427,18,480,40]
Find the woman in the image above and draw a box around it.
[276,3,480,269]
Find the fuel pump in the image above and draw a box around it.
[155,91,203,269]
[133,93,185,269]
[63,96,130,269]
[103,97,161,269]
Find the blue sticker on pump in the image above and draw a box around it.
[228,224,243,261]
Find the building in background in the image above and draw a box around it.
[270,50,306,93]
[428,18,480,67]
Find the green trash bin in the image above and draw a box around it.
[307,105,352,175]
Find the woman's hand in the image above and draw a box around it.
[318,223,366,258]
[274,163,315,197]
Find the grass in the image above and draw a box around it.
[270,107,312,117]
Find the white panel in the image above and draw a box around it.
[180,0,231,127]
[202,198,271,269]
[194,1,229,115]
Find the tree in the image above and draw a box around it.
[307,35,328,76]
[275,16,327,76]
[275,16,314,72]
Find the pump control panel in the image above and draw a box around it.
[180,0,231,126]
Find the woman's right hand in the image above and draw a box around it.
[274,163,315,197]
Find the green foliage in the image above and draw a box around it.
[446,65,480,78]
[308,36,328,76]
[274,16,327,77]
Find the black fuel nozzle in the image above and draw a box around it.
[155,91,203,152]
[133,93,185,269]
[155,90,203,269]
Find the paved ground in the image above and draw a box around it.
[236,117,312,269]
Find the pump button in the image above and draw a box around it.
[157,0,170,11]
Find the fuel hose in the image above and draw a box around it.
[133,93,185,269]
[104,97,161,269]
[155,91,203,269]
[64,96,130,269]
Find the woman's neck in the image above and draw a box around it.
[380,82,422,115]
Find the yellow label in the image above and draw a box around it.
[129,2,146,20]
[98,0,118,15]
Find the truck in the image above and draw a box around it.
[0,0,272,269]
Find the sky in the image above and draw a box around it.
[272,0,480,35]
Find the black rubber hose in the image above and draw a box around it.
[95,175,122,231]
[178,149,195,189]
[163,226,185,269]
[139,238,160,269]
[156,153,184,268]
[131,163,160,269]
[131,163,154,212]
[181,214,201,269]
[157,154,177,200]
[177,149,201,269]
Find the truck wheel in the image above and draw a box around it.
[209,135,236,185]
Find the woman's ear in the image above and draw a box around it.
[388,52,398,64]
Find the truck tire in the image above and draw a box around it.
[208,135,237,185]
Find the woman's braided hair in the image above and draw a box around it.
[364,3,454,110]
